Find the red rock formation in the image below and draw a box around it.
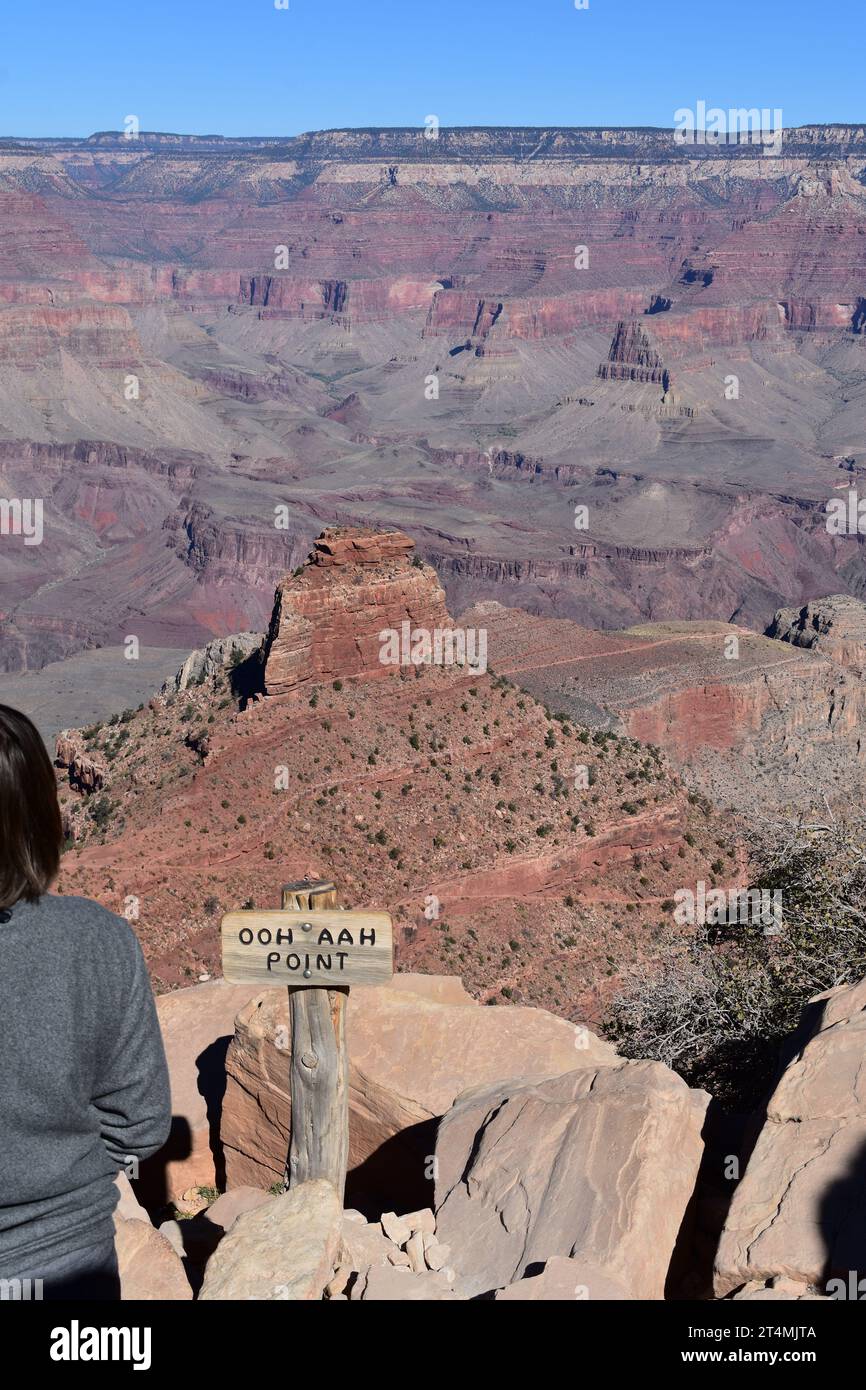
[0,303,140,364]
[468,601,866,816]
[262,527,452,697]
[55,731,106,792]
[53,529,733,1021]
[220,976,612,1198]
[238,274,439,323]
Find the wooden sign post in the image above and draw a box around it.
[221,880,393,1202]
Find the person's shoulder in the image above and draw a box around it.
[36,894,141,956]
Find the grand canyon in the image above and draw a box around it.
[3,122,866,1315]
[4,126,866,698]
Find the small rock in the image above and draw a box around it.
[424,1240,451,1272]
[402,1208,436,1236]
[326,1266,352,1298]
[114,1172,150,1225]
[204,1186,274,1234]
[405,1229,426,1274]
[175,1186,210,1216]
[381,1211,412,1246]
[340,1216,410,1273]
[343,1209,367,1225]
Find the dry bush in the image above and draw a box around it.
[603,815,866,1108]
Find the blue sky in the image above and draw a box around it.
[0,0,861,138]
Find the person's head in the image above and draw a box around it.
[0,705,63,909]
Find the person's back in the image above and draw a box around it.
[0,705,171,1298]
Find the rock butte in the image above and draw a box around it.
[262,526,451,697]
[55,525,734,1021]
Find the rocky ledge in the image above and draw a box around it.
[112,964,866,1302]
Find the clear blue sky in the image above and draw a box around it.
[0,0,861,138]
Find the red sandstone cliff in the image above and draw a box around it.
[262,527,452,697]
[466,601,866,816]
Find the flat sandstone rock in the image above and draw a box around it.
[435,1059,708,1300]
[198,1179,341,1301]
[113,1214,192,1301]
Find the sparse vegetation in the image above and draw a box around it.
[605,816,866,1108]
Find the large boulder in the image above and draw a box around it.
[354,1265,461,1301]
[221,973,617,1210]
[715,977,866,1297]
[434,1060,708,1299]
[198,1179,341,1301]
[113,1214,192,1301]
[145,979,258,1204]
[495,1256,631,1301]
[163,631,263,693]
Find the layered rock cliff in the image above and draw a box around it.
[262,527,452,697]
[768,594,866,675]
[4,124,866,690]
[467,600,866,816]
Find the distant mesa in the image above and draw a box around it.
[767,594,866,674]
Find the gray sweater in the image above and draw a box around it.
[0,894,171,1272]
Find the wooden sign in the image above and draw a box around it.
[221,908,394,987]
[220,881,390,1200]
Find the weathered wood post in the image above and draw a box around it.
[221,879,393,1206]
[280,879,348,1198]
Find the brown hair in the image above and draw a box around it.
[0,705,63,909]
